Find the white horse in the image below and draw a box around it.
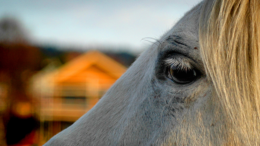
[45,0,260,145]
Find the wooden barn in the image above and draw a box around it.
[31,50,126,144]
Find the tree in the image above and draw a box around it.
[0,16,41,145]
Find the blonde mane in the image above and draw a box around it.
[199,0,260,145]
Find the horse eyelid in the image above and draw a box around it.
[164,58,192,71]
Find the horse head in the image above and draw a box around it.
[45,0,260,145]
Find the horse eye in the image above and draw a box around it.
[166,64,200,84]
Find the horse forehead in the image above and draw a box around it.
[165,3,201,41]
[157,7,202,66]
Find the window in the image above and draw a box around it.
[62,96,87,107]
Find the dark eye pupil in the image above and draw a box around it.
[167,65,199,84]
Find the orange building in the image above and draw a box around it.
[31,50,126,144]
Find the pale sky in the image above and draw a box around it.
[0,0,202,52]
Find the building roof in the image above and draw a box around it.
[52,50,127,84]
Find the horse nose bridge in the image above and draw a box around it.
[109,46,158,96]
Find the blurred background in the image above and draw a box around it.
[0,0,201,145]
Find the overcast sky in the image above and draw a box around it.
[0,0,202,52]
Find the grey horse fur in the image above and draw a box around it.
[44,1,215,145]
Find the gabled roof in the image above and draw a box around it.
[51,50,127,84]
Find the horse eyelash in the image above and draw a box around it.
[164,58,192,71]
